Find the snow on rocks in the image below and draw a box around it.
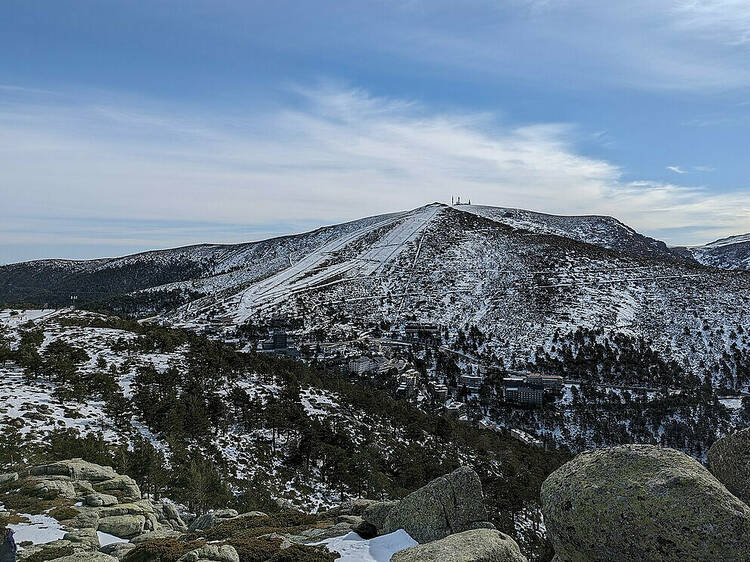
[316,530,418,562]
[2,458,187,560]
[6,511,66,545]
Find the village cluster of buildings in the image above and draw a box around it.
[238,317,563,417]
[502,373,563,406]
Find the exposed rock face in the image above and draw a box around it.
[0,472,18,485]
[363,500,399,531]
[94,474,142,502]
[53,553,119,562]
[382,466,493,543]
[188,509,239,532]
[708,428,750,505]
[31,459,118,482]
[541,444,750,561]
[177,544,240,562]
[391,529,528,562]
[97,514,146,539]
[100,542,136,559]
[85,492,119,507]
[63,528,100,551]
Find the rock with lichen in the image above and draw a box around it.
[391,529,527,562]
[381,466,494,543]
[541,444,750,561]
[707,427,750,505]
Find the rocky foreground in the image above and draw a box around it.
[0,460,525,561]
[2,429,750,561]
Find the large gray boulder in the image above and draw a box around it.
[363,500,399,530]
[177,544,240,562]
[85,492,119,507]
[100,542,136,560]
[541,444,750,561]
[0,472,18,485]
[53,553,118,562]
[354,500,399,538]
[94,475,141,501]
[382,466,492,543]
[391,529,528,562]
[97,514,146,538]
[31,459,117,482]
[62,528,100,551]
[27,477,77,499]
[708,428,750,505]
[188,508,239,532]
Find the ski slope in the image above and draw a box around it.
[229,204,443,320]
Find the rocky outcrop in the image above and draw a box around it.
[708,428,750,505]
[31,459,118,482]
[382,466,494,543]
[0,472,18,485]
[391,529,528,562]
[62,528,100,551]
[53,552,118,561]
[352,500,399,538]
[541,444,750,561]
[188,509,239,532]
[177,544,240,562]
[8,459,516,561]
[3,458,194,562]
[97,514,146,538]
[93,474,142,502]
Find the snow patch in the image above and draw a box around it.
[315,530,418,562]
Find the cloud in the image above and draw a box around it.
[364,1,750,93]
[667,166,688,174]
[672,0,750,45]
[1,83,749,262]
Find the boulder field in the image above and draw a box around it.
[1,460,523,561]
[12,442,750,561]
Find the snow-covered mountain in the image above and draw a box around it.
[459,205,688,263]
[686,233,750,271]
[3,203,750,383]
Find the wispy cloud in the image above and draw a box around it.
[672,0,750,45]
[369,1,750,92]
[667,165,688,174]
[1,83,749,262]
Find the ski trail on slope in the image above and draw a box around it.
[233,205,443,319]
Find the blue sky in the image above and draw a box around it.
[2,0,750,263]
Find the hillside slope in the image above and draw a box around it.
[459,204,689,262]
[3,203,750,385]
[687,233,750,271]
[150,205,750,388]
